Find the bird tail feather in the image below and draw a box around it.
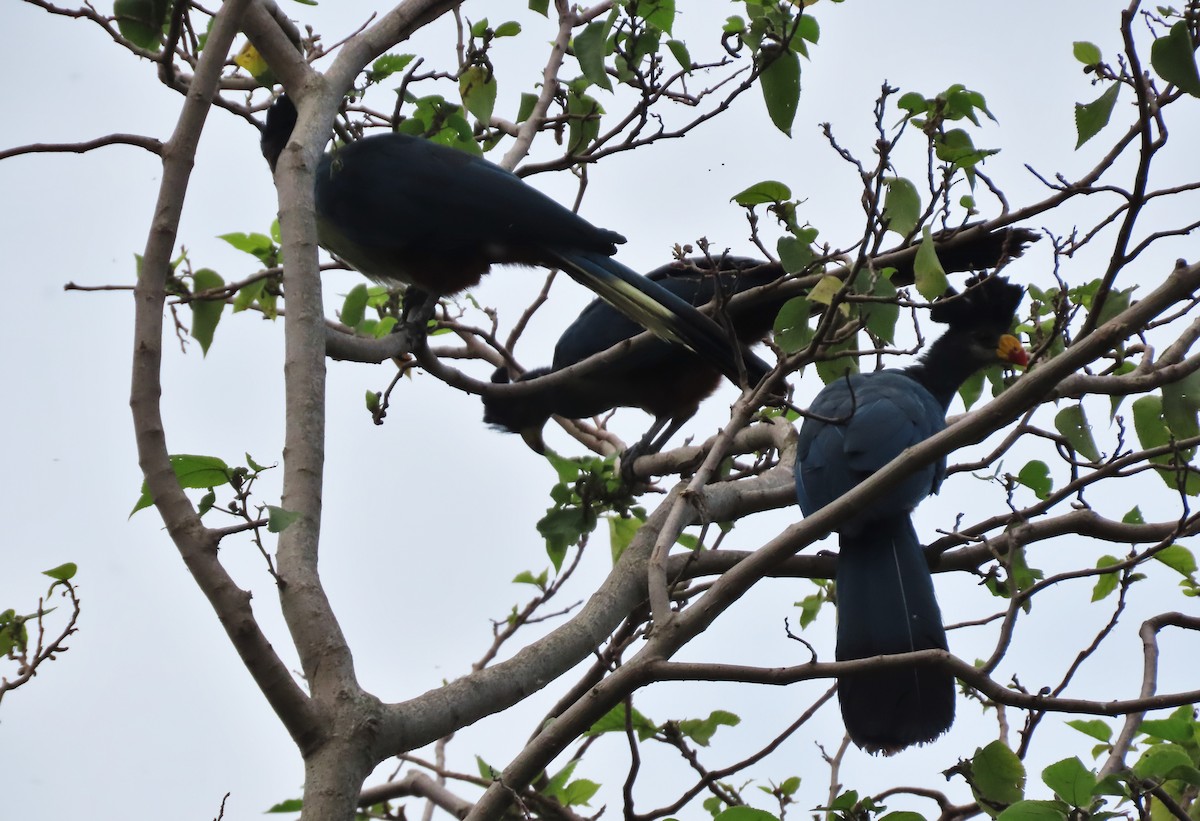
[835,515,955,754]
[553,250,774,388]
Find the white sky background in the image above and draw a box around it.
[2,1,1198,819]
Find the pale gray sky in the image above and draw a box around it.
[2,2,1197,819]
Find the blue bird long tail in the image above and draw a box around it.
[835,514,955,755]
[551,250,774,388]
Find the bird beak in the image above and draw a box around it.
[520,425,547,455]
[997,334,1028,367]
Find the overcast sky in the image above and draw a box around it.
[2,1,1197,819]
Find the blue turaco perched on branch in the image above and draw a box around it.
[482,256,787,461]
[258,94,771,390]
[794,274,1027,754]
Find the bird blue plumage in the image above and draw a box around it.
[482,256,786,458]
[794,274,1027,754]
[259,94,772,388]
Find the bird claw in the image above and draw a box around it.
[617,442,649,488]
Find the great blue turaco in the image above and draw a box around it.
[794,274,1027,754]
[258,94,771,390]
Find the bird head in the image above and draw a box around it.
[260,94,299,173]
[482,366,552,454]
[929,274,1028,368]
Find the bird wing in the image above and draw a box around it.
[795,371,946,520]
[316,134,620,257]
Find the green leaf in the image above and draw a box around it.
[798,13,820,46]
[1066,719,1113,743]
[667,39,691,71]
[945,85,996,124]
[815,334,859,386]
[1162,370,1200,442]
[759,46,800,136]
[883,177,921,237]
[1074,83,1120,149]
[369,53,416,82]
[827,790,859,811]
[1091,555,1121,602]
[232,277,267,314]
[1150,22,1200,97]
[795,590,826,628]
[935,128,997,185]
[562,778,601,807]
[973,740,1027,806]
[0,611,30,656]
[190,268,225,355]
[1154,544,1197,578]
[565,89,604,154]
[995,800,1068,821]
[777,235,813,274]
[1042,757,1097,807]
[1073,41,1102,65]
[1007,544,1044,604]
[897,91,928,115]
[1017,460,1052,500]
[714,809,780,821]
[1133,395,1170,451]
[808,275,842,306]
[1131,395,1200,494]
[43,562,78,582]
[913,227,949,300]
[114,0,169,50]
[732,180,792,206]
[512,569,548,589]
[536,508,589,570]
[459,65,498,124]
[677,710,740,747]
[542,760,578,798]
[880,814,928,821]
[608,513,643,563]
[574,21,613,91]
[372,317,396,338]
[340,284,369,328]
[1133,743,1192,781]
[1054,404,1101,461]
[131,454,232,516]
[1123,505,1145,524]
[476,755,500,780]
[1139,717,1195,743]
[585,703,657,740]
[860,269,899,343]
[773,296,812,354]
[515,92,538,123]
[494,21,521,37]
[1093,775,1127,798]
[1093,286,1133,327]
[635,0,675,33]
[1166,765,1200,787]
[528,0,548,14]
[218,231,275,258]
[544,450,583,484]
[265,798,304,813]
[960,369,985,411]
[198,490,216,517]
[266,506,301,533]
